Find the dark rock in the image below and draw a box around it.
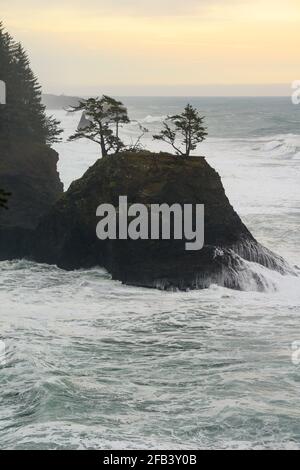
[30,151,295,291]
[0,140,63,259]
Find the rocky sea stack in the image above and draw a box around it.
[29,151,294,291]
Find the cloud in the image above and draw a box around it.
[73,0,205,15]
[2,0,236,17]
[2,0,299,94]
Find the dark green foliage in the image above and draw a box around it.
[102,95,130,140]
[0,188,10,209]
[68,95,130,157]
[0,22,62,145]
[153,104,207,157]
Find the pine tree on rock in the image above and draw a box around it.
[153,104,207,157]
[69,96,130,157]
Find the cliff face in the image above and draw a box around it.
[30,151,293,291]
[0,141,63,259]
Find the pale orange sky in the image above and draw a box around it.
[2,0,300,95]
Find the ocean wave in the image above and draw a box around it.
[204,134,300,158]
[261,140,299,157]
[1,257,300,450]
[140,114,167,124]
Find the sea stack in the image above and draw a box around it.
[29,151,294,291]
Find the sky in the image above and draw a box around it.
[2,0,300,96]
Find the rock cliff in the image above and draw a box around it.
[0,140,63,259]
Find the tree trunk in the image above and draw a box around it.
[99,122,107,156]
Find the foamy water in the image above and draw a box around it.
[0,98,300,449]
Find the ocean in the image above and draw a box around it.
[0,97,300,449]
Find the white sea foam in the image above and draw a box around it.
[141,114,167,124]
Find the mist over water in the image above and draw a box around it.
[1,97,300,449]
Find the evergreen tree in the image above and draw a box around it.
[153,104,207,157]
[69,96,130,157]
[102,95,130,142]
[0,22,13,140]
[0,22,62,144]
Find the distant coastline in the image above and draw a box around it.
[42,91,292,110]
[42,94,82,110]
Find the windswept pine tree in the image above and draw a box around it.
[69,96,130,156]
[153,104,207,158]
[0,22,62,145]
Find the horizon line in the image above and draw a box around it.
[43,93,292,98]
